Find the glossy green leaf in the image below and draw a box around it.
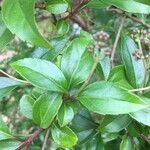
[56,20,70,36]
[0,77,21,100]
[0,140,21,150]
[78,81,148,115]
[99,115,132,133]
[103,0,150,14]
[130,107,150,126]
[11,58,68,92]
[121,35,145,88]
[2,0,51,48]
[51,124,78,148]
[135,0,150,5]
[19,95,35,119]
[33,93,62,128]
[108,65,133,89]
[87,0,109,9]
[46,0,68,14]
[58,103,74,127]
[61,37,94,88]
[120,135,134,150]
[0,119,14,140]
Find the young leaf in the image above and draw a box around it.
[0,77,21,100]
[57,103,74,127]
[2,0,51,48]
[103,0,150,14]
[19,95,35,119]
[61,37,94,88]
[51,124,78,148]
[108,65,133,89]
[33,93,62,128]
[120,135,134,150]
[130,107,150,126]
[46,0,68,14]
[78,81,148,115]
[11,58,68,92]
[0,119,14,140]
[0,140,21,150]
[121,35,145,88]
[99,115,132,133]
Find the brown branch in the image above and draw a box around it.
[108,8,150,28]
[42,128,51,150]
[16,128,45,150]
[111,16,125,65]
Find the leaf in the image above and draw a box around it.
[46,0,69,14]
[99,115,132,133]
[2,0,51,48]
[11,58,68,92]
[61,37,94,88]
[135,0,150,5]
[97,49,111,80]
[108,65,133,89]
[57,103,74,127]
[87,0,109,9]
[19,95,35,119]
[0,15,13,49]
[130,107,150,126]
[51,124,78,148]
[120,135,134,150]
[0,140,21,150]
[0,77,21,100]
[78,81,148,115]
[71,109,97,144]
[0,119,14,140]
[33,93,62,128]
[56,20,70,36]
[121,34,145,88]
[103,0,150,14]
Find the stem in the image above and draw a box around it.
[0,69,29,84]
[111,16,125,65]
[77,56,99,95]
[41,128,51,150]
[129,86,150,92]
[16,128,45,150]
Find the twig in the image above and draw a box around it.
[77,56,99,95]
[41,128,51,150]
[108,8,150,28]
[0,69,29,84]
[16,128,45,150]
[141,134,150,144]
[111,16,125,65]
[129,86,150,92]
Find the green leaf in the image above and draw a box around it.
[103,0,150,14]
[0,15,13,49]
[135,0,150,5]
[97,49,111,80]
[78,81,148,115]
[19,95,35,119]
[46,0,68,14]
[33,93,62,128]
[108,65,133,89]
[11,58,68,92]
[99,115,132,133]
[121,35,145,88]
[0,77,21,100]
[61,37,94,88]
[130,107,150,126]
[51,124,78,148]
[58,103,74,127]
[56,20,70,36]
[0,140,21,150]
[2,0,51,48]
[87,0,109,9]
[120,135,134,150]
[0,119,14,140]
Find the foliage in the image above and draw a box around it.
[0,0,150,149]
